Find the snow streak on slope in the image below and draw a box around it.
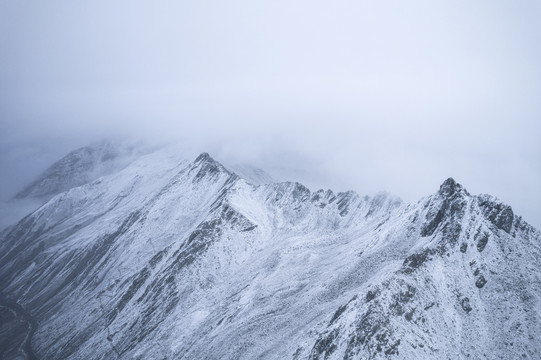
[0,146,539,360]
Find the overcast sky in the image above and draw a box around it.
[0,0,540,228]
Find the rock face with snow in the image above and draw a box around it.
[0,145,539,359]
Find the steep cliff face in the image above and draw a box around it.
[0,146,539,360]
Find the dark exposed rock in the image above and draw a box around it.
[395,284,416,305]
[443,223,463,245]
[336,191,357,217]
[461,297,472,313]
[342,282,414,357]
[478,197,514,233]
[291,183,311,202]
[438,177,462,197]
[421,206,446,237]
[422,202,463,238]
[438,178,470,198]
[389,284,416,316]
[194,152,211,163]
[311,190,336,209]
[421,178,468,238]
[384,339,400,356]
[355,311,388,349]
[404,308,415,321]
[270,182,311,204]
[309,329,339,359]
[477,232,489,252]
[148,248,168,268]
[241,225,257,232]
[476,276,487,289]
[108,267,150,323]
[402,248,437,274]
[366,289,380,302]
[311,191,322,201]
[329,303,347,325]
[460,243,468,253]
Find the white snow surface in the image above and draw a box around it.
[0,144,540,359]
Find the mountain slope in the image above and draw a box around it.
[300,179,541,359]
[0,147,539,359]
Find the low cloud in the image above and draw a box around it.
[1,0,540,228]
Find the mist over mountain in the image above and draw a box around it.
[0,143,539,359]
[1,1,540,231]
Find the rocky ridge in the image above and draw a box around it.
[0,146,539,359]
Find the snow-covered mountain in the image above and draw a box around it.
[0,140,149,231]
[13,140,146,202]
[0,144,539,360]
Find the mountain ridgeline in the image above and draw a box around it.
[0,145,539,359]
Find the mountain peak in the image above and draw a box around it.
[194,152,212,163]
[420,178,470,238]
[438,177,469,198]
[191,152,234,182]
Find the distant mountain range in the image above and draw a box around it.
[1,143,539,359]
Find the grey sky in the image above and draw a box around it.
[1,1,540,228]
